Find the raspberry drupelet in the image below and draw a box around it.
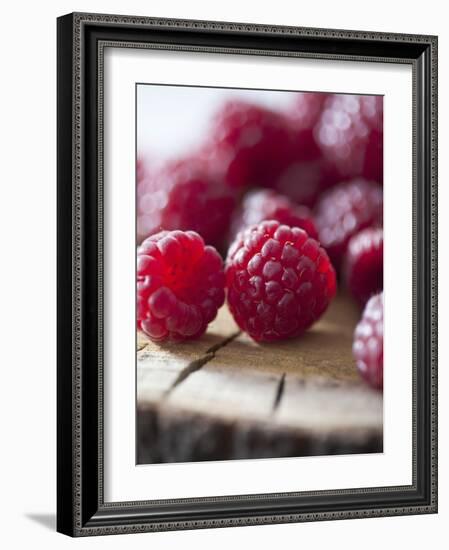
[230,189,318,242]
[226,220,336,342]
[344,227,383,306]
[315,178,383,270]
[137,230,225,342]
[353,292,383,390]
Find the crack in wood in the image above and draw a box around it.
[206,330,241,354]
[137,341,148,353]
[163,331,241,396]
[272,373,286,412]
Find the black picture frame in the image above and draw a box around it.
[57,12,438,536]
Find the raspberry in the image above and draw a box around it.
[226,220,336,342]
[353,292,383,389]
[136,155,149,184]
[344,228,383,305]
[315,179,383,270]
[137,230,225,342]
[290,92,330,130]
[273,157,329,207]
[137,156,236,246]
[204,100,315,192]
[230,189,318,241]
[314,94,383,184]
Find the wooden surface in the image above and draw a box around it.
[137,292,383,463]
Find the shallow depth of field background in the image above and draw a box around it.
[137,86,298,167]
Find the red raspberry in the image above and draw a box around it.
[273,157,330,208]
[137,230,225,342]
[230,189,318,241]
[361,97,383,183]
[353,292,383,389]
[290,92,330,130]
[315,179,383,270]
[226,220,336,342]
[204,100,315,192]
[273,92,339,206]
[137,157,145,182]
[137,157,236,246]
[344,228,383,305]
[314,94,383,184]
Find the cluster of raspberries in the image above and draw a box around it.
[137,93,384,389]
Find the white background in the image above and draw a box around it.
[0,0,446,548]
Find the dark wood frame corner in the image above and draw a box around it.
[57,12,438,537]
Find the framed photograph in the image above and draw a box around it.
[57,12,438,536]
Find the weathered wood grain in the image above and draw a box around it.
[137,292,383,463]
[137,306,239,406]
[275,377,382,433]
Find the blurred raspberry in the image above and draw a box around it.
[290,92,330,130]
[137,156,237,247]
[137,230,225,341]
[314,94,383,184]
[203,100,323,207]
[315,179,383,270]
[226,220,336,342]
[353,292,383,389]
[273,159,330,207]
[137,156,152,205]
[344,227,383,305]
[230,189,318,241]
[137,156,147,183]
[274,92,338,206]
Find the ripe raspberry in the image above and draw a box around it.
[230,189,318,241]
[353,292,383,389]
[226,220,336,342]
[137,156,236,246]
[204,100,318,194]
[344,228,383,305]
[273,92,339,206]
[315,179,383,270]
[314,94,383,184]
[137,230,225,342]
